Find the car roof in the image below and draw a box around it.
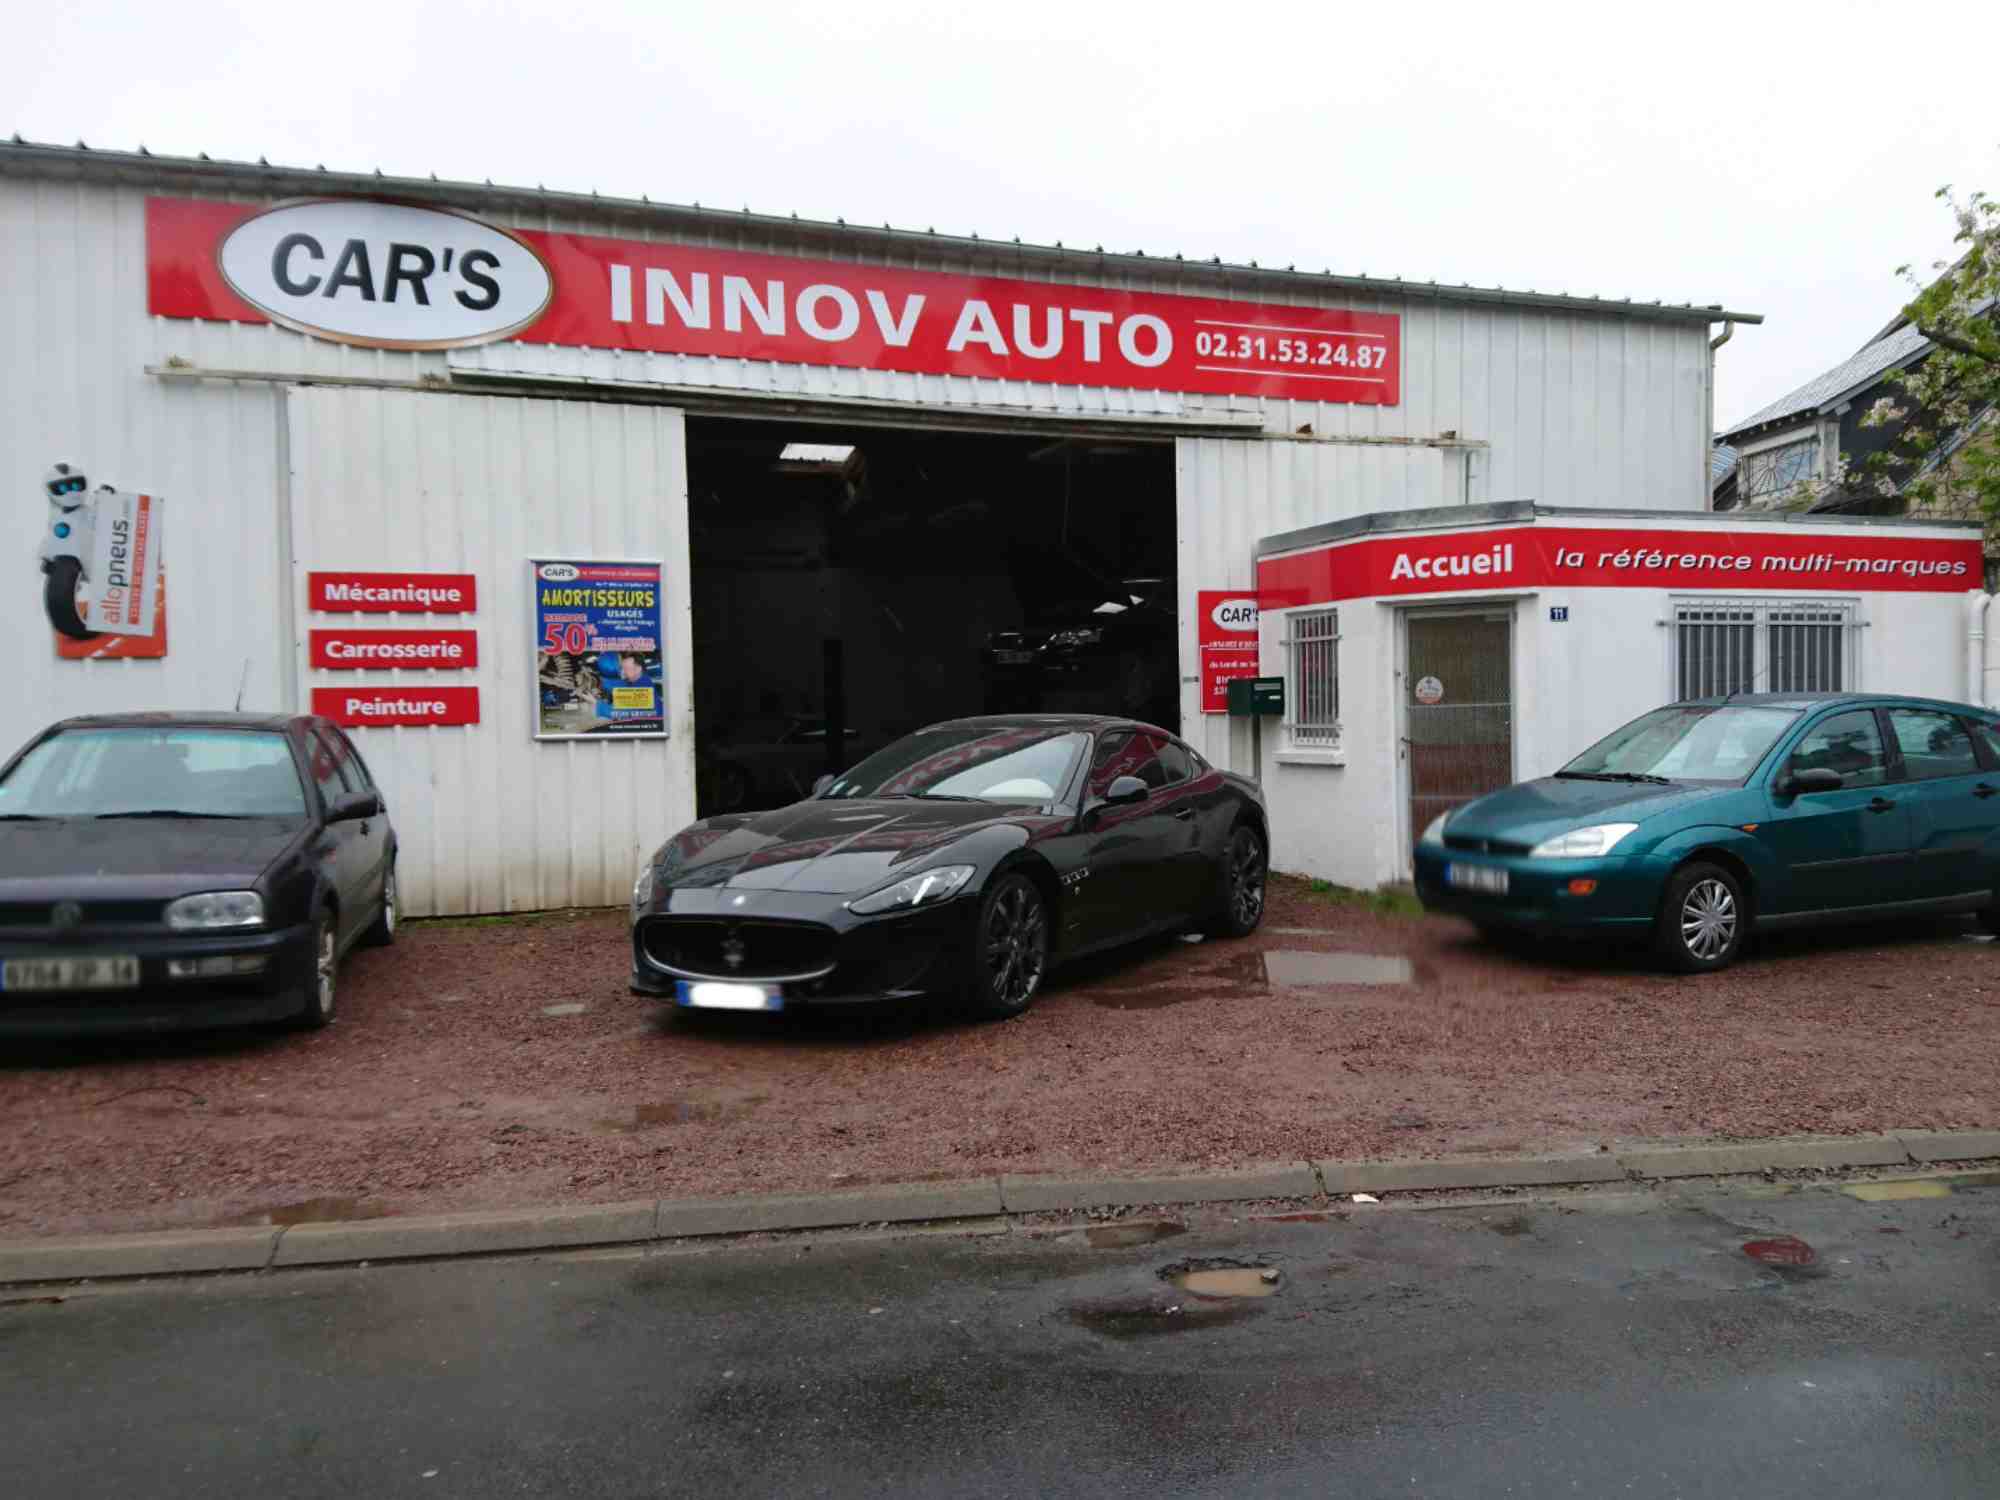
[920,713,1166,736]
[1674,692,1992,715]
[49,711,304,731]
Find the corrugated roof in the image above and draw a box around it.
[1710,443,1739,485]
[1721,320,1932,438]
[0,136,1761,328]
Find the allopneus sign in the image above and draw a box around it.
[214,200,554,350]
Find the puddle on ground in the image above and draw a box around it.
[604,1091,769,1130]
[1258,950,1417,988]
[1845,1179,1953,1202]
[1092,987,1220,1011]
[1085,1221,1188,1249]
[1487,1213,1535,1237]
[1160,1258,1282,1299]
[1066,1298,1264,1339]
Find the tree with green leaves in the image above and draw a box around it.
[1855,183,1999,530]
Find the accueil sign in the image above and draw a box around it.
[147,196,1402,404]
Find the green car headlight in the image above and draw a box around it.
[1528,823,1638,859]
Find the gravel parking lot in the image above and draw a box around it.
[3,877,1998,1238]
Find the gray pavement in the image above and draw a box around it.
[4,1178,1997,1498]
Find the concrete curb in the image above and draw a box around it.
[4,1131,1995,1286]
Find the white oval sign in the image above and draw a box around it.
[1209,597,1260,633]
[218,199,554,350]
[1414,675,1445,706]
[537,563,581,582]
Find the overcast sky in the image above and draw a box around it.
[7,0,1995,431]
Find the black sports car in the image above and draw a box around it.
[0,712,397,1036]
[630,715,1269,1020]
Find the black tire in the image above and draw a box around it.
[361,860,398,947]
[966,872,1050,1020]
[43,557,99,640]
[293,908,339,1030]
[1654,861,1747,974]
[1205,823,1268,939]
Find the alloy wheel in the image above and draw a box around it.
[1229,830,1266,929]
[315,917,338,1018]
[381,870,397,937]
[984,883,1047,1007]
[1679,878,1737,962]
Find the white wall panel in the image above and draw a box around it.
[287,388,693,917]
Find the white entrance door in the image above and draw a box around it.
[286,387,694,917]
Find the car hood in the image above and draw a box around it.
[655,799,1043,895]
[1442,777,1725,847]
[0,818,308,903]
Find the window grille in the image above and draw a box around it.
[1283,609,1340,747]
[1738,438,1819,500]
[1670,597,1857,699]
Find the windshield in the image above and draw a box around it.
[822,728,1088,803]
[1559,705,1802,785]
[0,728,309,819]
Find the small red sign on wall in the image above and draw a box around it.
[309,629,479,670]
[312,687,481,727]
[1197,590,1262,714]
[308,572,478,613]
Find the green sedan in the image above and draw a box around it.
[1413,693,2000,972]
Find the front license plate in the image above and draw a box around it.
[1,955,142,993]
[675,980,783,1012]
[1446,863,1509,895]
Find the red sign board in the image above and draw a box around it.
[1257,525,1985,607]
[1197,590,1262,714]
[146,196,1401,405]
[312,687,480,727]
[309,628,479,670]
[307,571,478,613]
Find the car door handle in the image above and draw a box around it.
[1867,797,1896,813]
[1173,806,1196,821]
[1977,783,1999,800]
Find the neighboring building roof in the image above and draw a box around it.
[0,137,1760,329]
[1721,320,1932,439]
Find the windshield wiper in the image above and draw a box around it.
[0,813,49,821]
[1555,771,1674,785]
[92,809,246,820]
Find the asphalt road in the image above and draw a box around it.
[5,1178,1998,1498]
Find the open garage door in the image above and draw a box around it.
[683,417,1177,817]
[286,387,694,916]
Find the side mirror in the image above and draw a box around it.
[1102,775,1150,808]
[811,774,835,797]
[1780,767,1843,797]
[328,789,382,823]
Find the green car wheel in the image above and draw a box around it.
[1655,861,1747,974]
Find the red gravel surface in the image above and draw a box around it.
[3,878,1998,1238]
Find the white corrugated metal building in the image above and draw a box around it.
[0,140,1759,911]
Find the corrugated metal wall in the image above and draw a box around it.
[0,165,1717,903]
[287,388,694,916]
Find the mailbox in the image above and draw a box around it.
[1226,675,1285,717]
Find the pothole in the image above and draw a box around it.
[1160,1257,1282,1299]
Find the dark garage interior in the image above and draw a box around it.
[686,416,1178,817]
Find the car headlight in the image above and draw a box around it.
[847,865,976,916]
[632,859,655,915]
[164,891,265,930]
[1420,812,1450,846]
[1528,823,1638,859]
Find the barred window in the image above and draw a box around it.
[1738,438,1819,500]
[1283,609,1340,747]
[1672,597,1856,700]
